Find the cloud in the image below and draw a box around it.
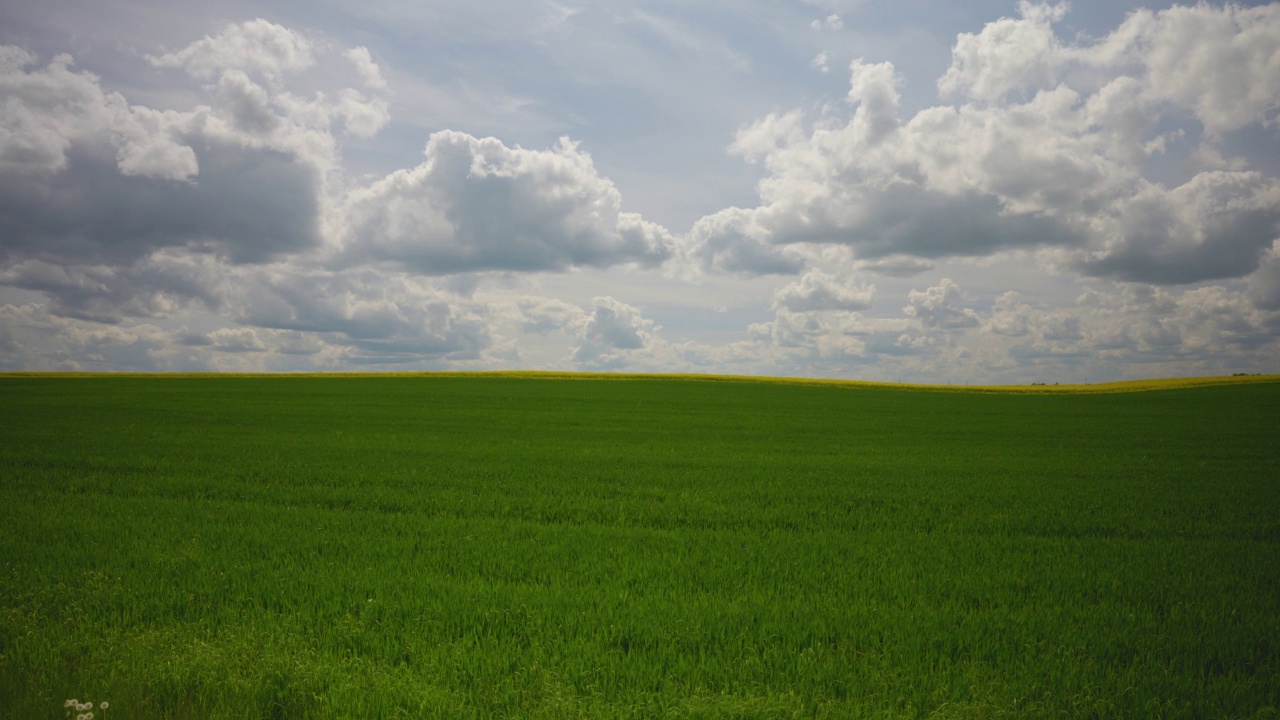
[343,46,388,90]
[3,9,1278,379]
[1075,171,1280,284]
[1247,241,1280,311]
[147,19,314,84]
[207,327,268,353]
[856,256,933,277]
[571,296,660,368]
[230,268,492,361]
[811,51,830,73]
[1111,3,1280,136]
[0,51,196,180]
[0,131,324,267]
[937,1,1069,102]
[685,206,806,276]
[518,296,585,334]
[938,1,1280,136]
[0,42,381,270]
[0,30,400,323]
[811,14,843,31]
[340,131,675,275]
[986,283,1279,367]
[686,3,1280,285]
[0,251,225,323]
[904,278,980,329]
[773,270,874,312]
[0,303,174,371]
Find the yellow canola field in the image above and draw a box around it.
[2,370,1277,394]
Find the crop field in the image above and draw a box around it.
[1,374,1278,719]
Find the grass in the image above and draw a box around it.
[1,374,1278,718]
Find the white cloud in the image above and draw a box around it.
[810,51,830,73]
[335,89,391,138]
[518,296,585,334]
[343,46,387,90]
[811,14,843,31]
[0,51,197,181]
[3,9,1279,380]
[686,3,1280,286]
[904,278,980,329]
[937,1,1069,102]
[148,19,314,84]
[1117,3,1280,136]
[340,132,674,274]
[207,327,268,353]
[773,270,874,312]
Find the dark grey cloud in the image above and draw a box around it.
[1249,243,1280,311]
[0,30,381,324]
[0,138,322,268]
[1076,173,1280,284]
[0,252,224,323]
[571,296,661,368]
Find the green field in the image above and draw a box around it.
[1,375,1278,719]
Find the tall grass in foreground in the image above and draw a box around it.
[1,376,1278,718]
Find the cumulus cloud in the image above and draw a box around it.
[4,10,1278,379]
[343,46,388,90]
[148,19,314,84]
[0,303,177,370]
[773,270,874,312]
[1076,171,1280,284]
[0,42,378,271]
[0,251,226,323]
[937,1,1069,102]
[0,25,405,327]
[1247,241,1280,311]
[229,268,492,362]
[571,297,661,368]
[904,278,980,329]
[685,2,1280,285]
[0,129,324,267]
[0,20,687,373]
[0,51,196,180]
[750,309,873,361]
[518,296,585,334]
[738,275,1279,381]
[1114,3,1280,136]
[985,283,1279,370]
[340,132,675,274]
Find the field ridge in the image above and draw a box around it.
[1,370,1277,394]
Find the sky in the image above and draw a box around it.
[1,0,1278,383]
